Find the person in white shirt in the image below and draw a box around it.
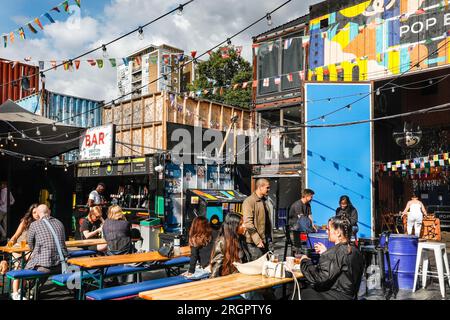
[401,194,427,237]
[87,182,106,208]
[0,181,15,240]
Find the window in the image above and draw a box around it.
[258,40,280,95]
[257,30,305,97]
[282,33,304,91]
[320,18,329,29]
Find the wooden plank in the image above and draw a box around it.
[195,100,200,127]
[68,246,190,269]
[139,272,303,300]
[208,102,212,128]
[220,105,224,131]
[162,92,167,150]
[0,239,107,254]
[182,95,187,125]
[153,94,157,150]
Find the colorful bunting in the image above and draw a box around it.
[74,60,81,70]
[52,6,61,13]
[284,38,292,50]
[34,18,44,30]
[44,13,56,24]
[274,77,281,85]
[87,59,96,66]
[191,51,197,59]
[242,82,248,89]
[109,58,117,67]
[18,28,25,40]
[287,73,293,82]
[252,80,258,88]
[63,1,70,12]
[50,60,57,70]
[263,78,270,87]
[235,46,242,57]
[74,0,81,7]
[134,56,141,66]
[96,59,104,68]
[3,35,7,48]
[233,84,239,90]
[163,55,170,65]
[122,58,130,66]
[220,47,230,59]
[27,23,38,34]
[416,8,426,14]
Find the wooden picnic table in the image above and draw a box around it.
[138,271,304,300]
[68,246,191,269]
[0,238,107,254]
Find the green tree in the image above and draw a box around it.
[188,46,252,109]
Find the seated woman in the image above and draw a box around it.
[210,213,251,278]
[299,216,364,300]
[9,204,39,300]
[335,195,359,236]
[100,205,132,255]
[184,216,215,277]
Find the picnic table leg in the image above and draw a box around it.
[78,268,84,300]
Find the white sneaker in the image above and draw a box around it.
[11,292,27,300]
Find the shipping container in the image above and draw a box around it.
[0,59,39,104]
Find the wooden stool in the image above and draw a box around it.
[413,242,450,299]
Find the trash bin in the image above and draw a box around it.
[140,218,162,252]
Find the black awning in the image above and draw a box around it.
[0,100,85,159]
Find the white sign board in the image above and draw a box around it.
[79,124,115,160]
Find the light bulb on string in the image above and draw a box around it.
[7,133,12,141]
[429,79,433,85]
[376,88,381,95]
[320,116,325,122]
[52,123,57,132]
[102,45,109,58]
[227,38,232,46]
[391,87,395,93]
[27,157,31,161]
[177,4,184,15]
[266,13,273,26]
[36,127,41,136]
[1,152,4,156]
[65,133,69,138]
[13,143,17,147]
[346,104,352,111]
[44,165,48,171]
[138,27,144,40]
[22,156,26,162]
[21,131,26,139]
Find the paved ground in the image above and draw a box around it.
[1,230,449,300]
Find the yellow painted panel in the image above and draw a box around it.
[341,61,353,82]
[339,1,371,17]
[328,64,338,82]
[316,67,324,82]
[332,23,351,48]
[358,60,368,81]
[388,50,400,75]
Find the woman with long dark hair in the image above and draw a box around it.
[210,213,250,278]
[335,195,359,235]
[9,203,39,300]
[185,216,214,276]
[299,216,364,300]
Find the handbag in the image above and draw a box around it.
[232,252,270,275]
[262,261,287,279]
[158,243,174,258]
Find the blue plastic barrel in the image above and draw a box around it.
[306,233,334,250]
[380,234,418,290]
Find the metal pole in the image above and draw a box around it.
[180,162,184,236]
[6,157,12,239]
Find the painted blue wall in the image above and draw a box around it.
[305,83,372,237]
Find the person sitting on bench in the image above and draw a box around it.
[298,216,364,300]
[25,204,68,296]
[101,205,132,256]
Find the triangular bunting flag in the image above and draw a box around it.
[63,61,70,71]
[34,18,44,30]
[51,60,57,70]
[87,59,96,66]
[24,57,32,62]
[44,13,56,23]
[287,73,293,82]
[220,47,229,59]
[242,82,248,89]
[416,8,426,14]
[235,46,242,57]
[263,78,270,87]
[74,0,81,8]
[219,87,224,96]
[134,56,141,66]
[267,42,274,52]
[274,77,281,85]
[3,35,7,48]
[18,28,26,40]
[191,51,197,59]
[203,89,209,95]
[299,71,305,80]
[284,38,293,50]
[233,83,239,90]
[96,60,104,68]
[252,80,258,88]
[74,60,81,70]
[109,58,116,67]
[122,57,130,66]
[51,6,61,13]
[212,88,218,95]
[27,23,38,34]
[63,1,70,12]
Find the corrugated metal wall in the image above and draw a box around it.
[0,60,39,104]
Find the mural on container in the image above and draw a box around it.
[308,0,450,82]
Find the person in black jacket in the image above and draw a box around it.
[335,195,358,236]
[184,216,216,276]
[299,216,364,300]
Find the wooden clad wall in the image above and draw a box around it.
[103,92,252,158]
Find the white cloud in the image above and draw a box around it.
[1,0,321,103]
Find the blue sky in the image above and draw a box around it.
[0,0,321,101]
[0,0,106,34]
